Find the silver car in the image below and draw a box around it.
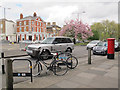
[26,36,74,59]
[86,40,100,50]
[93,42,107,55]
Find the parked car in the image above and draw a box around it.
[115,41,120,51]
[33,40,43,44]
[26,36,74,59]
[93,42,107,55]
[86,40,100,50]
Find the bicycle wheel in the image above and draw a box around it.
[52,60,68,76]
[66,56,78,69]
[32,61,42,77]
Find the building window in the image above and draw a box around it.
[32,27,33,31]
[32,21,34,25]
[20,27,21,32]
[29,21,31,25]
[40,28,41,32]
[37,28,39,32]
[36,36,38,40]
[40,22,41,26]
[19,22,22,26]
[24,27,26,31]
[1,24,3,29]
[37,22,39,25]
[24,21,26,25]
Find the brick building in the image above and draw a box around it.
[46,22,61,36]
[16,12,48,42]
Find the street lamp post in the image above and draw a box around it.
[72,11,86,21]
[0,6,11,40]
[0,6,11,19]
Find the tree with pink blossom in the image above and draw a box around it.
[59,19,93,40]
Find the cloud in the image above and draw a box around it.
[45,6,78,25]
[0,0,118,27]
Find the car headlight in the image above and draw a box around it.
[93,47,96,50]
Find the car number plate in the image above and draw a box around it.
[96,51,101,52]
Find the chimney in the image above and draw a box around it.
[33,12,37,17]
[52,22,56,25]
[20,13,23,19]
[47,22,51,26]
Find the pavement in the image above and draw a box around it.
[10,52,119,89]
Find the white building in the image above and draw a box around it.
[0,19,16,42]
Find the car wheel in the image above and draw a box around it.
[93,52,96,55]
[30,55,36,58]
[66,48,72,53]
[41,51,49,60]
[86,47,88,50]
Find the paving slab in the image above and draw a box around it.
[97,64,113,70]
[11,52,118,88]
[68,76,93,86]
[85,69,107,76]
[76,72,97,79]
[55,80,80,88]
[89,76,118,88]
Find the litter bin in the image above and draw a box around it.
[107,38,115,59]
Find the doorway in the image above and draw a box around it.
[6,36,8,40]
[29,36,32,41]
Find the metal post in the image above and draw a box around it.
[88,48,91,64]
[4,8,6,19]
[6,59,13,90]
[1,52,5,74]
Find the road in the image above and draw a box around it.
[1,43,88,58]
[1,43,88,87]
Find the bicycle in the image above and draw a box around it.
[56,51,78,69]
[32,53,68,77]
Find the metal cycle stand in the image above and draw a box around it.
[12,59,33,82]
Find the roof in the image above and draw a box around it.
[51,25,61,28]
[52,36,71,38]
[16,16,44,22]
[46,25,61,28]
[0,18,15,23]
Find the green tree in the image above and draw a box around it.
[90,20,118,41]
[88,29,99,40]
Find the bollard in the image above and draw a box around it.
[88,48,91,64]
[6,59,13,90]
[1,52,5,74]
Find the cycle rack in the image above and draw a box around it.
[12,59,33,82]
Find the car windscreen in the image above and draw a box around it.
[97,42,104,46]
[89,41,99,44]
[41,38,55,44]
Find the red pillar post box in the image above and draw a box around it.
[107,38,115,59]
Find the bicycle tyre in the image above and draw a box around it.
[32,61,42,77]
[52,60,68,76]
[66,56,78,69]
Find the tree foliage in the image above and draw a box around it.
[90,20,118,41]
[88,30,99,40]
[59,19,93,39]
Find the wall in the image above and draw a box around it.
[5,21,16,42]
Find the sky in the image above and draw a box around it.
[0,0,119,27]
